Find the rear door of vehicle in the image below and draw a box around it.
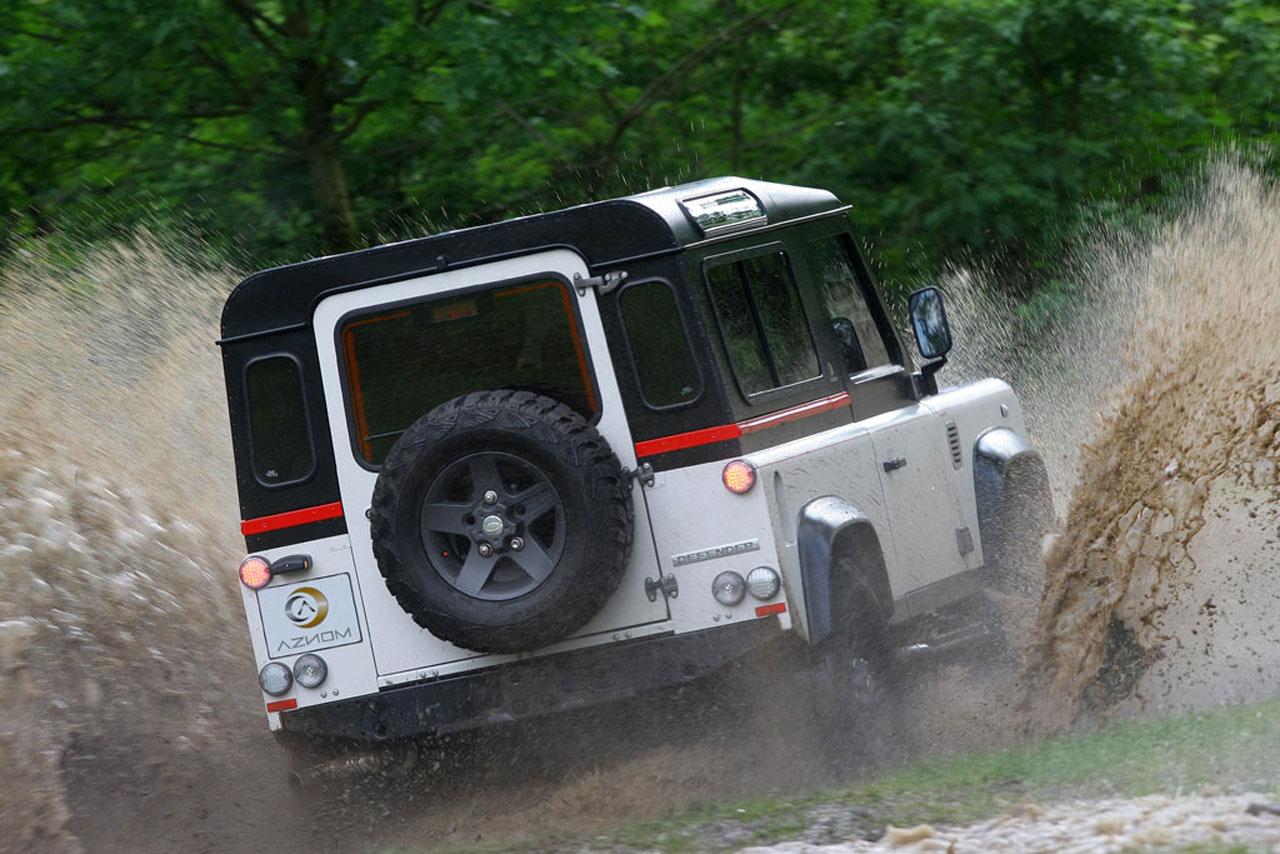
[312,249,670,683]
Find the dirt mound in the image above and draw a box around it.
[1019,160,1280,731]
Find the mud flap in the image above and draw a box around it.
[797,496,891,645]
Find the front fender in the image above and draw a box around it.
[973,427,1054,568]
[797,496,891,645]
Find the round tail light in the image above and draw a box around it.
[293,653,328,689]
[239,555,272,590]
[746,566,781,600]
[259,662,293,696]
[712,570,746,606]
[722,460,757,494]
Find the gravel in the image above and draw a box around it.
[742,792,1280,853]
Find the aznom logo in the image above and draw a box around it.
[275,626,353,653]
[284,586,328,628]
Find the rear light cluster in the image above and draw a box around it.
[711,566,782,611]
[238,553,313,590]
[259,654,328,700]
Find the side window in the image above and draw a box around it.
[808,235,892,374]
[620,281,701,408]
[245,356,315,486]
[706,250,821,396]
[340,279,597,465]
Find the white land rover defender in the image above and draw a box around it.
[219,178,1052,762]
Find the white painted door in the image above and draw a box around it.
[867,405,972,606]
[312,249,669,684]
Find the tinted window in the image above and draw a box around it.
[246,356,315,486]
[706,250,820,395]
[620,281,701,408]
[809,236,892,373]
[341,279,596,464]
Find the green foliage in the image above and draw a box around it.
[2,0,1279,299]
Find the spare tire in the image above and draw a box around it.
[369,390,633,653]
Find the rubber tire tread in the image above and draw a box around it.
[369,390,633,654]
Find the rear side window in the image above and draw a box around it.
[705,250,820,396]
[341,279,597,465]
[809,236,892,373]
[620,281,700,408]
[245,356,315,487]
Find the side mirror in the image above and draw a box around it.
[908,286,952,360]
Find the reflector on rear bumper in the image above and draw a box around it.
[266,698,298,713]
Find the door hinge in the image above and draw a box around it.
[573,270,627,297]
[882,457,907,473]
[624,461,655,487]
[645,573,679,602]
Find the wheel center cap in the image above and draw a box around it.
[481,514,504,535]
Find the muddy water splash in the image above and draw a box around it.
[0,238,270,851]
[1015,160,1280,731]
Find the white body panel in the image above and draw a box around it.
[238,536,379,730]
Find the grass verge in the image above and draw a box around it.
[421,697,1280,852]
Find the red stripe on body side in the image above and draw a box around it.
[633,423,744,457]
[634,391,852,458]
[738,391,850,434]
[241,501,345,536]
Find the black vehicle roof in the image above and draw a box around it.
[220,176,843,341]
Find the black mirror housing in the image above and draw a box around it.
[908,286,953,360]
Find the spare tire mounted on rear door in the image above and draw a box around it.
[369,390,634,654]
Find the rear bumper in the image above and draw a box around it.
[281,618,778,741]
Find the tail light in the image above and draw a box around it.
[239,555,272,590]
[722,460,757,494]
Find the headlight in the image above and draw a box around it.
[258,662,293,696]
[746,566,780,600]
[712,570,746,606]
[292,653,328,689]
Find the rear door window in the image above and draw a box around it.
[340,278,597,465]
[808,235,893,373]
[705,250,821,396]
[245,356,315,486]
[619,281,701,408]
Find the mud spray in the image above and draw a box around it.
[3,159,1279,852]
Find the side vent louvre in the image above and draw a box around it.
[945,419,963,469]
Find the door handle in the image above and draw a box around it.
[882,457,907,473]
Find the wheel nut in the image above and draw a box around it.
[510,536,525,551]
[483,489,498,505]
[477,543,493,557]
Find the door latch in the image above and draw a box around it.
[645,573,679,602]
[573,270,627,297]
[882,457,907,473]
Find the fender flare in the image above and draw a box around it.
[796,496,892,645]
[973,427,1054,565]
